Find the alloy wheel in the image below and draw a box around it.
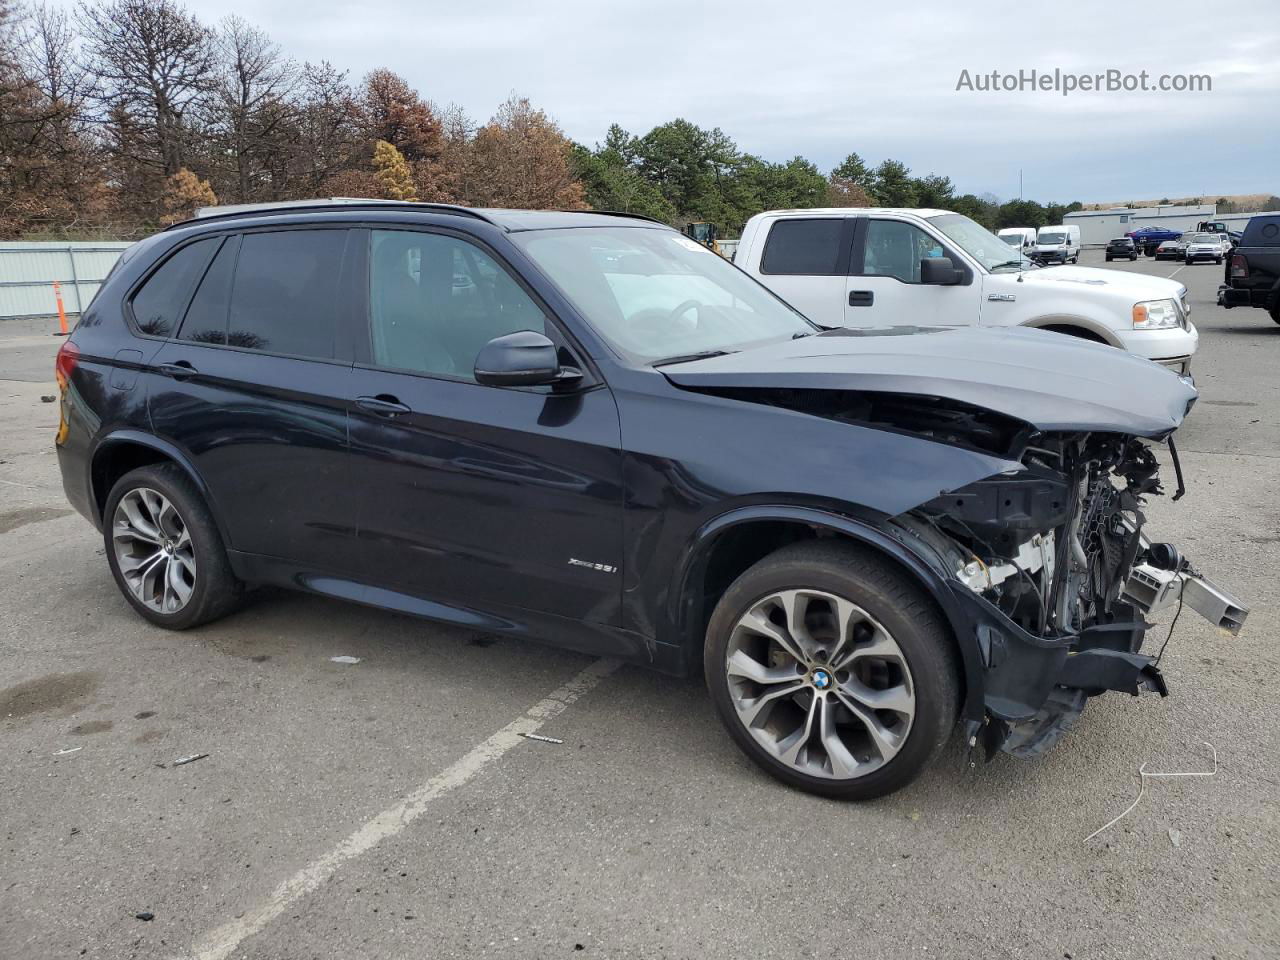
[112,487,197,614]
[724,589,915,780]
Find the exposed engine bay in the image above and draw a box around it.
[892,430,1249,759]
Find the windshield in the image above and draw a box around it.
[928,213,1035,272]
[1039,232,1066,244]
[513,226,814,363]
[1189,234,1216,242]
[1000,234,1022,246]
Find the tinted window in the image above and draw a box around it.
[130,238,219,337]
[369,230,546,380]
[227,230,348,357]
[1243,218,1280,245]
[760,219,844,275]
[177,236,237,344]
[863,220,945,283]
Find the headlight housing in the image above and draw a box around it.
[1133,298,1180,329]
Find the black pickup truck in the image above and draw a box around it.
[1218,214,1280,323]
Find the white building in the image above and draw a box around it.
[1064,204,1216,246]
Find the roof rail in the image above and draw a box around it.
[562,209,671,226]
[164,198,497,231]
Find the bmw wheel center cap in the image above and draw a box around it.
[811,669,832,690]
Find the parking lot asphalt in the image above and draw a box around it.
[1,251,1276,960]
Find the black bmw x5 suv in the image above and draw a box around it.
[56,201,1245,799]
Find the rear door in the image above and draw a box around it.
[346,227,624,624]
[146,227,360,571]
[845,216,981,328]
[754,216,854,328]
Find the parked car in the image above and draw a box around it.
[1031,224,1080,264]
[996,227,1036,252]
[1183,232,1230,264]
[1126,225,1182,256]
[1154,237,1187,261]
[1217,213,1280,324]
[735,208,1197,376]
[1105,237,1138,261]
[53,201,1248,800]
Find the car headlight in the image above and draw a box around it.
[1133,298,1180,329]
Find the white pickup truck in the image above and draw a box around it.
[735,208,1197,376]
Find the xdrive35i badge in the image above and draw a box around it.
[568,557,618,574]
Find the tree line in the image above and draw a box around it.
[1,0,1083,240]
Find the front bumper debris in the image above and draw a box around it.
[1121,563,1249,635]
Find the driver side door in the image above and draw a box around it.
[845,218,981,328]
[346,227,626,625]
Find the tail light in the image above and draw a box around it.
[54,339,80,387]
[1230,254,1249,279]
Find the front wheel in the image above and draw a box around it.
[704,541,959,800]
[104,463,244,629]
[1131,254,1138,261]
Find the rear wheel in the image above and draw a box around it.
[104,464,244,629]
[704,541,959,800]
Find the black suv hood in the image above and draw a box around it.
[661,326,1196,437]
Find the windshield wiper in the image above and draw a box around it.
[990,259,1031,270]
[651,349,734,367]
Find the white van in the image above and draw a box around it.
[997,227,1036,252]
[735,208,1196,375]
[1033,224,1080,264]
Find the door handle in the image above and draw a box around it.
[156,361,198,379]
[356,394,411,417]
[848,290,874,307]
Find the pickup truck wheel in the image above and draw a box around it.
[1131,253,1138,261]
[703,541,959,800]
[1105,255,1112,261]
[104,464,245,630]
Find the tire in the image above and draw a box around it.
[1216,257,1223,265]
[1105,255,1112,262]
[1131,254,1137,261]
[703,541,960,800]
[103,463,244,629]
[1271,304,1280,326]
[1185,257,1193,265]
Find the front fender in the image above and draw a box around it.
[672,503,989,721]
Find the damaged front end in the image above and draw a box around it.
[891,430,1249,760]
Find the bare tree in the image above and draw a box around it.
[291,60,361,196]
[207,15,296,202]
[79,0,215,178]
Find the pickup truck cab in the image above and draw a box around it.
[736,208,1198,375]
[1218,213,1280,324]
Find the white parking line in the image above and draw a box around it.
[184,657,621,960]
[1168,264,1187,279]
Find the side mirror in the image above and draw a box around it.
[474,330,576,387]
[920,256,961,285]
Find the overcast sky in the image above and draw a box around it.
[64,0,1280,204]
